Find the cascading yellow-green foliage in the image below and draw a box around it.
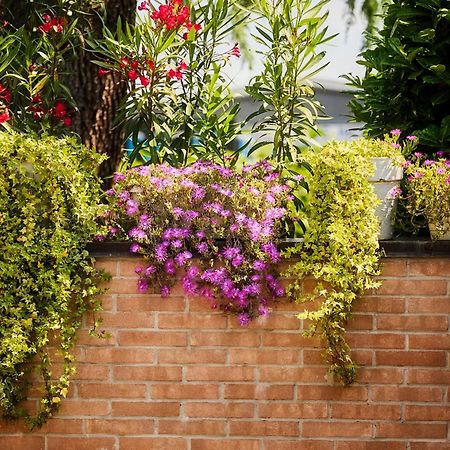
[283,140,382,384]
[0,131,107,428]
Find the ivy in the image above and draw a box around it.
[283,140,384,384]
[0,131,107,428]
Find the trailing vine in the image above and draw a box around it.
[0,131,107,428]
[283,140,384,384]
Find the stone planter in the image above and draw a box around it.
[369,157,403,240]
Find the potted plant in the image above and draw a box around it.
[403,152,450,240]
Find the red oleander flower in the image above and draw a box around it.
[39,15,66,34]
[128,70,139,81]
[140,76,150,87]
[0,84,11,103]
[98,67,110,78]
[131,60,139,69]
[63,117,72,127]
[167,61,188,80]
[146,60,155,71]
[152,0,190,30]
[0,109,11,123]
[54,100,67,119]
[138,1,150,11]
[119,57,130,69]
[183,21,201,39]
[230,42,241,58]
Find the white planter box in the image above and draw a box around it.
[370,157,403,240]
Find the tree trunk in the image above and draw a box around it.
[68,0,137,187]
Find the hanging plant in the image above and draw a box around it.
[0,131,107,428]
[101,160,293,325]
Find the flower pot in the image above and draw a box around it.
[369,157,403,240]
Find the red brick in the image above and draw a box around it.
[227,313,301,330]
[78,383,146,398]
[112,401,180,417]
[331,403,400,420]
[335,443,406,450]
[409,334,450,350]
[184,402,254,418]
[259,402,327,419]
[346,314,374,330]
[264,442,333,450]
[410,444,450,450]
[114,365,182,381]
[229,420,299,436]
[116,296,185,312]
[259,367,327,383]
[58,399,110,416]
[375,279,447,296]
[371,386,443,402]
[375,422,447,439]
[95,258,118,276]
[377,315,448,331]
[118,258,145,277]
[405,405,450,421]
[381,259,408,276]
[407,369,450,384]
[224,384,294,400]
[85,418,154,434]
[31,419,82,434]
[152,384,220,400]
[158,313,227,329]
[120,437,187,450]
[98,311,155,328]
[73,364,110,380]
[47,437,115,450]
[297,385,368,401]
[409,259,450,276]
[82,347,154,364]
[190,331,260,347]
[346,332,405,349]
[354,296,405,313]
[77,330,116,346]
[229,348,300,365]
[1,437,45,450]
[358,367,404,384]
[159,419,226,435]
[375,350,446,366]
[262,332,321,348]
[118,330,187,346]
[191,439,259,450]
[158,348,226,364]
[303,349,373,366]
[303,421,371,438]
[408,297,450,313]
[108,277,142,294]
[186,366,254,382]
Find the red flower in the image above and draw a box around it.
[183,21,201,40]
[152,0,190,30]
[230,42,241,58]
[63,117,72,127]
[39,15,65,34]
[139,76,150,87]
[128,70,139,81]
[32,95,42,103]
[146,60,155,71]
[138,1,149,11]
[0,84,11,103]
[178,61,188,71]
[167,69,182,80]
[131,60,139,69]
[119,57,130,69]
[98,67,110,78]
[0,110,11,123]
[54,101,67,119]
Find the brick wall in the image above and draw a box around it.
[1,257,450,449]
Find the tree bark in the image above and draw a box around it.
[68,0,137,188]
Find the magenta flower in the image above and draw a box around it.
[137,278,148,293]
[423,160,435,166]
[125,199,139,216]
[160,285,170,297]
[113,172,126,182]
[390,129,401,135]
[436,168,445,175]
[130,243,142,253]
[238,313,250,326]
[406,135,417,141]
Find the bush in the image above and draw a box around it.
[0,131,106,428]
[346,0,450,155]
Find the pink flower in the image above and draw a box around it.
[406,135,417,141]
[436,168,445,175]
[229,43,241,58]
[388,186,402,198]
[390,129,401,136]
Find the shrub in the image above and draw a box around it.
[0,131,106,428]
[346,0,450,155]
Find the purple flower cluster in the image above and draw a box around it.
[103,160,293,324]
